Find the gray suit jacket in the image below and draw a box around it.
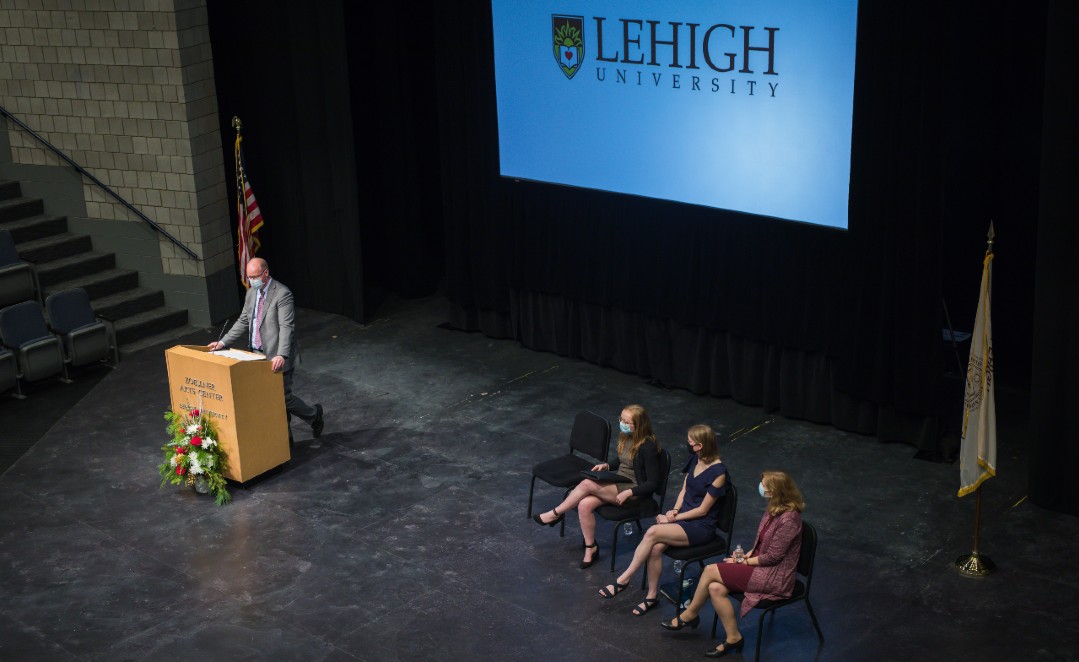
[220,278,300,372]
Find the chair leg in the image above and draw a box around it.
[675,563,687,610]
[805,598,824,642]
[611,526,620,573]
[559,487,571,538]
[527,476,536,517]
[755,610,767,662]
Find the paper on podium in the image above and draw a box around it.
[213,349,266,361]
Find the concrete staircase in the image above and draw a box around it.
[0,179,193,352]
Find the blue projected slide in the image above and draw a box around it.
[490,0,859,229]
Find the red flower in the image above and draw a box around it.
[176,466,186,475]
[191,436,203,446]
[191,409,200,417]
[175,446,186,455]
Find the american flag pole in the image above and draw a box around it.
[233,116,264,288]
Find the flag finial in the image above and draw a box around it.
[232,116,242,133]
[986,221,995,247]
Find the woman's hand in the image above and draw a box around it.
[615,489,633,505]
[721,556,737,563]
[591,463,610,471]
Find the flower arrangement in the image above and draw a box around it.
[158,408,231,505]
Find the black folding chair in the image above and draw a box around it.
[711,521,824,661]
[595,448,672,571]
[663,482,738,608]
[528,410,611,519]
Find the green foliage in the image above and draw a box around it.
[157,408,231,505]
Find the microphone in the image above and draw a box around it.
[212,318,230,351]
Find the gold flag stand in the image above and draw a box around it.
[955,487,996,577]
[955,223,997,578]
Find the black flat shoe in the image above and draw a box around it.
[704,639,745,658]
[660,613,701,631]
[532,509,563,527]
[579,542,600,569]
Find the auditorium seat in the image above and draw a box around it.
[46,288,118,369]
[0,229,39,308]
[0,301,67,394]
[0,346,16,396]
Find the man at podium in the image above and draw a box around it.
[208,257,325,444]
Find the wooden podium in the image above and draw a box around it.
[165,345,290,483]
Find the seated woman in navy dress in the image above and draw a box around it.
[599,424,728,616]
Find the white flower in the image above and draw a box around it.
[169,455,178,467]
[204,455,214,468]
[202,437,216,449]
[186,424,200,435]
[189,455,203,475]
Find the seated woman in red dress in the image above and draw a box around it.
[660,470,805,659]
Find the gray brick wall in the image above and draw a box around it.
[0,0,232,282]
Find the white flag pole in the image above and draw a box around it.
[955,223,997,578]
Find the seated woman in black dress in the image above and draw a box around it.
[533,404,662,569]
[598,424,728,616]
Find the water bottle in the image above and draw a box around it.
[672,559,684,575]
[734,544,745,563]
[623,522,634,537]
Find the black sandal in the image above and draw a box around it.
[598,581,629,598]
[632,597,659,616]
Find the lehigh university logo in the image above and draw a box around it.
[552,15,584,79]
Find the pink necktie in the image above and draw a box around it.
[253,291,263,349]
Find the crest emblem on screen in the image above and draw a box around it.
[552,15,584,79]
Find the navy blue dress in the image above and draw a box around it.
[675,455,729,546]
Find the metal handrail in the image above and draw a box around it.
[0,105,198,259]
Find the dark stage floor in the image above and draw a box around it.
[1,296,1077,661]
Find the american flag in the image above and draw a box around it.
[234,133,264,288]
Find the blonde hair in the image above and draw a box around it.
[761,471,805,515]
[687,424,719,463]
[617,404,659,460]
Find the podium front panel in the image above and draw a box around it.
[165,346,289,482]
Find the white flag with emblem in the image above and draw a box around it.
[958,247,996,497]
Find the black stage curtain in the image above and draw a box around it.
[208,1,364,321]
[1029,0,1079,517]
[434,1,1047,455]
